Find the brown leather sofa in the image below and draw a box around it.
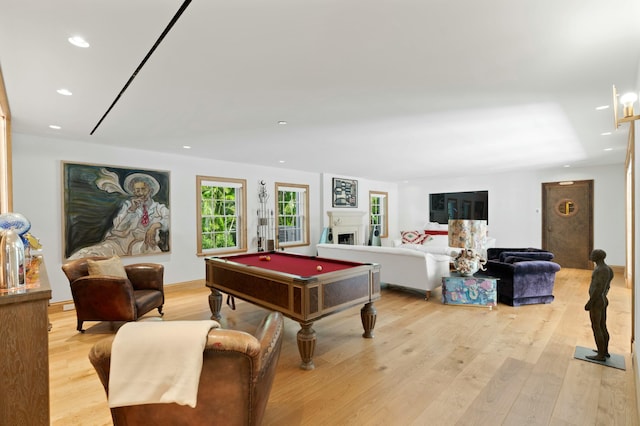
[61,256,164,332]
[89,311,285,426]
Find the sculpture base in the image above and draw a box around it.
[573,346,625,370]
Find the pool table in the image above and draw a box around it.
[205,251,381,370]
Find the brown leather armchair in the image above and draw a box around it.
[89,311,284,426]
[61,256,164,332]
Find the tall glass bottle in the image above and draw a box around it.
[0,229,25,290]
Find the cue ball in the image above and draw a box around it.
[316,265,323,271]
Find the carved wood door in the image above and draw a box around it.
[542,180,593,269]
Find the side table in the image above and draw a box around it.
[442,273,498,309]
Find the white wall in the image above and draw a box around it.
[397,164,625,266]
[320,173,399,246]
[12,134,325,302]
[10,132,625,306]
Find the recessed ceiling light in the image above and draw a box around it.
[68,36,90,48]
[600,132,612,136]
[57,88,72,96]
[278,160,286,163]
[595,105,610,110]
[604,148,613,151]
[563,164,571,168]
[49,125,61,130]
[183,145,191,149]
[278,121,287,125]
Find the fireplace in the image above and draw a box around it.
[338,234,354,245]
[337,231,356,245]
[327,211,366,245]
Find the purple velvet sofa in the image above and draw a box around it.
[486,248,561,306]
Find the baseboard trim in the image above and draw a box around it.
[164,279,206,293]
[48,279,206,315]
[611,265,625,275]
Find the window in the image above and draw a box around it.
[369,191,388,238]
[275,182,309,247]
[197,176,247,255]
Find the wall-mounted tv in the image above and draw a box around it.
[429,190,488,224]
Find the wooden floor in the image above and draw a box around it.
[49,268,638,425]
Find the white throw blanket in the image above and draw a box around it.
[108,320,220,408]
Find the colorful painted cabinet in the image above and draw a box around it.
[442,274,497,308]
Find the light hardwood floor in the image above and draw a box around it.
[49,268,638,425]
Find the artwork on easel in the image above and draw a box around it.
[332,178,358,207]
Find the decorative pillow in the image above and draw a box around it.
[424,230,448,236]
[499,251,554,262]
[87,256,128,278]
[401,230,427,244]
[422,234,448,246]
[504,256,534,264]
[424,222,448,231]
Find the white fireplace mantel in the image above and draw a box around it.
[327,211,366,245]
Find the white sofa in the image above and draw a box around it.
[393,233,497,260]
[393,233,460,256]
[316,243,450,300]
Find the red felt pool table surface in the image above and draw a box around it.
[217,251,362,277]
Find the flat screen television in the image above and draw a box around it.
[429,191,488,224]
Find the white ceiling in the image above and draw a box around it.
[1,0,639,182]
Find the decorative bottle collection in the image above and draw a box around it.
[0,228,25,290]
[0,212,33,292]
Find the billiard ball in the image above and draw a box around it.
[316,265,323,271]
[266,256,271,261]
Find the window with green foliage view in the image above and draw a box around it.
[276,183,309,247]
[369,191,388,238]
[197,176,246,255]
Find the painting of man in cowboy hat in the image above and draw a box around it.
[63,163,170,259]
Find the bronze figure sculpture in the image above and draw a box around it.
[584,249,614,361]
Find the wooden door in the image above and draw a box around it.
[542,180,593,269]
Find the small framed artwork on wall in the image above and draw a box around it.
[332,178,358,207]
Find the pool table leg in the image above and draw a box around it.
[297,322,317,370]
[361,302,377,338]
[208,288,222,320]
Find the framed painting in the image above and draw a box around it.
[62,162,171,260]
[332,178,358,207]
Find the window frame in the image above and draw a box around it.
[196,175,247,256]
[369,191,388,238]
[275,182,310,248]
